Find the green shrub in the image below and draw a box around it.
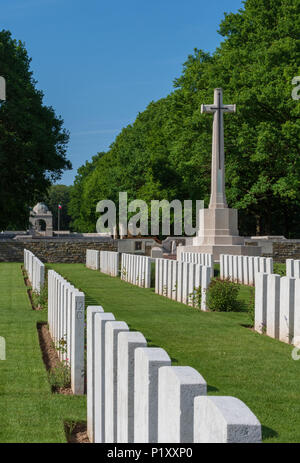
[206,278,241,312]
[48,361,70,391]
[273,263,286,277]
[31,282,48,310]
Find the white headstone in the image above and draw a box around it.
[279,277,296,344]
[94,312,115,443]
[86,306,104,442]
[194,396,261,443]
[158,366,207,443]
[266,275,280,339]
[134,348,171,443]
[254,273,268,334]
[105,321,129,443]
[117,331,147,443]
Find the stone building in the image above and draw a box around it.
[29,203,53,237]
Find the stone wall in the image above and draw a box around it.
[0,239,117,264]
[272,241,300,262]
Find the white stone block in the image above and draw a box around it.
[134,348,171,443]
[201,266,211,311]
[286,259,294,278]
[182,262,189,305]
[159,259,164,295]
[93,312,116,443]
[259,257,266,273]
[194,396,261,443]
[233,255,239,283]
[243,256,249,285]
[228,255,233,282]
[294,261,300,279]
[266,258,273,275]
[279,277,296,344]
[158,366,207,443]
[177,261,183,303]
[248,257,255,286]
[167,260,173,299]
[155,258,159,293]
[293,279,300,347]
[253,257,260,279]
[224,255,229,280]
[71,291,85,395]
[266,275,280,340]
[117,331,147,443]
[87,306,105,442]
[163,259,168,297]
[220,254,224,280]
[105,321,129,443]
[188,263,196,307]
[172,261,178,300]
[237,256,244,284]
[254,273,268,334]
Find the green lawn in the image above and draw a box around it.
[0,263,86,443]
[51,263,300,444]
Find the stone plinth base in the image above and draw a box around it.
[177,244,261,263]
[196,208,245,245]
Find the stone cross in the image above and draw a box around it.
[0,76,6,101]
[201,88,236,209]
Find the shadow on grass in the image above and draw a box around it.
[85,295,102,307]
[207,385,219,393]
[262,425,278,440]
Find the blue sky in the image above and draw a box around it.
[1,0,244,185]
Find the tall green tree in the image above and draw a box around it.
[0,30,71,229]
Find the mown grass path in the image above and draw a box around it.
[52,263,300,444]
[0,263,86,443]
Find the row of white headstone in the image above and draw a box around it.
[86,249,100,270]
[48,269,85,394]
[286,259,300,279]
[87,305,261,443]
[23,249,45,293]
[100,250,119,277]
[255,272,300,346]
[155,259,211,311]
[180,252,214,278]
[120,253,152,288]
[220,254,273,286]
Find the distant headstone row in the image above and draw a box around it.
[87,305,261,443]
[180,252,214,277]
[155,259,211,311]
[121,253,152,288]
[86,249,100,270]
[48,269,85,394]
[220,255,273,286]
[255,272,300,346]
[286,259,300,279]
[100,251,119,276]
[23,249,45,293]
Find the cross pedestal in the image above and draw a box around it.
[178,88,261,261]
